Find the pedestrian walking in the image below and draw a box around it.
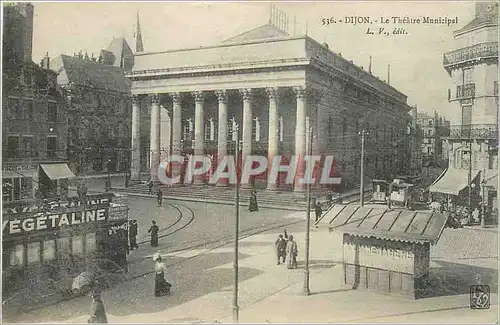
[315,201,323,223]
[285,235,298,269]
[275,234,287,265]
[157,188,163,206]
[249,189,259,212]
[148,220,159,247]
[88,284,107,323]
[148,179,153,194]
[129,220,139,250]
[125,172,130,188]
[153,253,172,297]
[82,184,88,198]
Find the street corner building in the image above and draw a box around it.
[2,2,75,202]
[126,15,416,192]
[2,192,130,311]
[430,2,498,220]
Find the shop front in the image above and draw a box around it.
[2,163,39,203]
[2,193,129,307]
[317,204,447,299]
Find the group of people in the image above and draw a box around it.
[274,231,298,269]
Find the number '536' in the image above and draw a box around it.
[322,17,336,25]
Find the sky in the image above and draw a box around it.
[31,1,476,120]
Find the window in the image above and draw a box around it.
[20,177,32,200]
[47,136,57,158]
[23,100,34,120]
[461,105,472,128]
[6,136,20,158]
[72,236,84,255]
[10,244,24,267]
[463,68,473,84]
[22,136,33,158]
[204,122,211,141]
[27,242,41,264]
[9,98,21,119]
[86,233,97,253]
[448,89,451,101]
[24,72,32,87]
[3,179,13,202]
[183,119,192,140]
[47,102,57,122]
[279,116,284,142]
[57,237,71,257]
[428,120,433,126]
[43,240,56,262]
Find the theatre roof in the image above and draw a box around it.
[316,204,448,244]
[222,23,289,43]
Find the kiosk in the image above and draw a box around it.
[317,204,447,299]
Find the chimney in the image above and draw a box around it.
[18,3,34,63]
[41,52,50,69]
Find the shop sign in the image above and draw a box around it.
[3,208,108,236]
[2,164,38,172]
[3,194,112,215]
[343,242,415,274]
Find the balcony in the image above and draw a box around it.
[456,83,475,99]
[445,124,498,140]
[443,42,498,73]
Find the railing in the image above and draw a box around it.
[443,42,498,67]
[445,124,498,139]
[456,83,475,99]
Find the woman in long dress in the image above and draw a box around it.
[153,254,171,297]
[285,235,298,269]
[88,285,107,323]
[148,220,159,247]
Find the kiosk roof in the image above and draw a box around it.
[316,204,447,244]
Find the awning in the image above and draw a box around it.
[483,169,498,190]
[40,163,76,180]
[316,204,448,244]
[428,167,479,195]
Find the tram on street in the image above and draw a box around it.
[371,179,390,204]
[389,179,415,209]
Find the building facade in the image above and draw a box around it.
[50,38,136,175]
[2,2,73,203]
[432,1,498,216]
[127,22,414,191]
[416,111,450,167]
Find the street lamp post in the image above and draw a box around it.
[467,134,473,225]
[303,127,313,296]
[233,124,240,323]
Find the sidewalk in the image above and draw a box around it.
[40,226,497,324]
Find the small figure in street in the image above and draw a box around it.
[77,184,83,200]
[327,192,333,207]
[275,234,287,265]
[125,172,130,188]
[88,283,107,323]
[148,179,153,194]
[148,220,159,247]
[129,220,139,250]
[157,188,163,206]
[116,229,129,271]
[82,184,88,198]
[153,253,172,297]
[285,235,298,269]
[249,189,259,212]
[315,201,323,223]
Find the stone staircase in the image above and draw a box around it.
[114,184,335,210]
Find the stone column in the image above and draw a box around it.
[193,91,205,184]
[216,90,229,186]
[240,88,253,187]
[149,94,161,181]
[266,87,279,191]
[131,95,141,180]
[294,86,307,192]
[171,93,182,155]
[160,105,171,159]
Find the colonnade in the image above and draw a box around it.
[131,86,322,191]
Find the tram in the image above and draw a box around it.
[388,179,415,209]
[371,179,390,204]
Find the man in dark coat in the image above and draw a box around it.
[148,179,153,194]
[275,234,287,265]
[249,189,259,212]
[129,220,138,250]
[315,201,323,223]
[157,188,163,206]
[88,284,107,323]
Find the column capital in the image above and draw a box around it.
[215,90,228,103]
[149,94,160,105]
[193,91,205,103]
[239,88,254,101]
[170,92,182,103]
[292,86,307,99]
[265,87,279,100]
[132,95,140,105]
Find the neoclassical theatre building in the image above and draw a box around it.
[127,23,413,191]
